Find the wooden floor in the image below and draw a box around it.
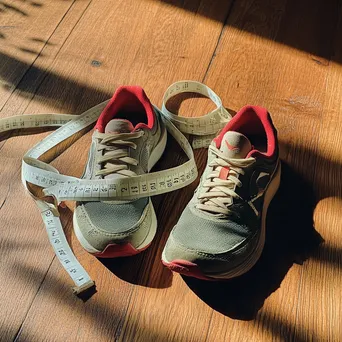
[1,0,342,341]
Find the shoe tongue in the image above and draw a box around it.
[105,119,134,133]
[220,131,252,158]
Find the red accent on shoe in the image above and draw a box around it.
[94,242,151,258]
[162,259,215,281]
[219,166,230,180]
[214,105,276,157]
[225,140,239,151]
[95,86,155,133]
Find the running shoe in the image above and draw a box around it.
[162,105,281,279]
[74,86,167,257]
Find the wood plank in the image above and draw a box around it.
[0,1,95,341]
[295,6,342,340]
[4,1,234,341]
[200,0,339,341]
[0,0,82,109]
[0,0,95,118]
[116,1,236,339]
[2,0,340,341]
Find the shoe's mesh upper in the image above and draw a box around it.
[140,145,149,171]
[172,206,255,254]
[79,198,149,233]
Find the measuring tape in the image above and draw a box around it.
[0,81,232,296]
[162,81,232,148]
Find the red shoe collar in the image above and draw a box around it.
[95,86,155,133]
[214,105,276,157]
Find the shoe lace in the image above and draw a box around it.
[196,145,255,215]
[94,130,144,177]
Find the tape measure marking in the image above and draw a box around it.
[0,81,231,295]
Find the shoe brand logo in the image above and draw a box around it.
[251,172,270,200]
[225,140,239,151]
[249,171,270,217]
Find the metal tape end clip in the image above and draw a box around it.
[72,280,96,301]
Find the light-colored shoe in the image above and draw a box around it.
[162,105,281,279]
[74,86,167,257]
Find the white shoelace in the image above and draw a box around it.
[196,145,255,215]
[94,130,144,178]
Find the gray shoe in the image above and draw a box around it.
[162,105,280,279]
[73,86,167,257]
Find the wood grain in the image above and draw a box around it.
[1,1,234,341]
[295,5,342,340]
[0,0,85,109]
[203,0,341,341]
[0,1,93,341]
[1,0,342,341]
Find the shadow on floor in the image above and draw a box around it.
[1,0,342,64]
[0,51,111,115]
[157,0,342,63]
[8,258,324,341]
[183,161,323,320]
[0,39,341,318]
[0,1,341,340]
[5,261,180,342]
[99,250,173,289]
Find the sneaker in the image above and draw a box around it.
[162,105,281,280]
[73,86,167,257]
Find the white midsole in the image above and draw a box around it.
[73,128,167,254]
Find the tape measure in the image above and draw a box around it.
[0,81,232,295]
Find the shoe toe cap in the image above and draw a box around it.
[162,207,259,276]
[74,198,152,251]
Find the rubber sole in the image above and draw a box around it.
[73,127,167,258]
[162,161,281,280]
[161,259,215,281]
